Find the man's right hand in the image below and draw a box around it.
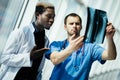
[68,34,84,52]
[30,46,49,60]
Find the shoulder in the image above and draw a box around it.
[50,41,64,47]
[19,24,32,33]
[18,24,35,37]
[49,40,66,49]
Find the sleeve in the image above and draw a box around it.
[0,29,31,67]
[92,44,106,64]
[45,41,62,59]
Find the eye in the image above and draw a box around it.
[46,14,54,19]
[69,23,74,25]
[46,15,51,18]
[76,23,80,25]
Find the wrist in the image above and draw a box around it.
[65,46,74,54]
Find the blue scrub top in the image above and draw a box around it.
[45,40,106,80]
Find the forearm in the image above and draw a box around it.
[102,22,117,60]
[107,38,117,59]
[50,46,73,65]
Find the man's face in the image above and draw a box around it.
[64,16,82,36]
[37,8,55,30]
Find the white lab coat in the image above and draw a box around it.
[0,23,49,80]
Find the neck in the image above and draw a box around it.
[35,21,44,31]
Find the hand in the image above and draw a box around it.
[68,34,84,51]
[30,46,49,60]
[106,22,115,39]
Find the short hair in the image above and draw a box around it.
[35,2,54,19]
[64,13,82,25]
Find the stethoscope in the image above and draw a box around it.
[62,39,85,71]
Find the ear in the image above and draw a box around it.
[64,25,67,31]
[35,12,41,19]
[80,24,82,30]
[36,12,39,17]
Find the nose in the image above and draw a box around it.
[73,23,77,27]
[50,18,54,22]
[49,18,54,25]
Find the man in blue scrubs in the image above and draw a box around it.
[45,13,117,80]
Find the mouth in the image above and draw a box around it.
[48,23,52,26]
[71,29,77,33]
[45,25,51,30]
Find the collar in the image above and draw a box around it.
[32,22,39,33]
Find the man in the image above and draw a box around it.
[45,13,117,80]
[0,1,55,80]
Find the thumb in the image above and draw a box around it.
[70,34,76,40]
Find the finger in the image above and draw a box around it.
[107,22,111,25]
[41,48,50,50]
[75,35,84,42]
[35,48,50,52]
[106,24,114,31]
[70,34,76,40]
[106,26,115,32]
